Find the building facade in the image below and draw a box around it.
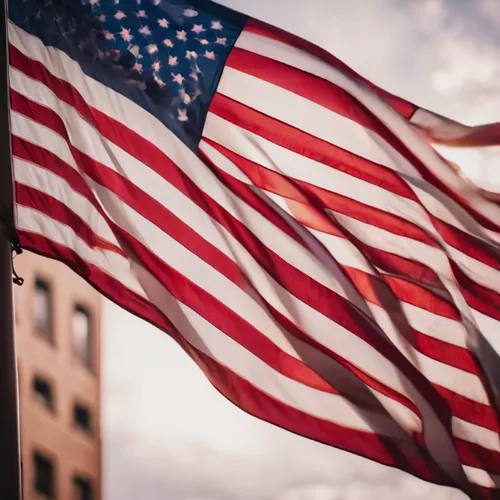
[15,252,102,500]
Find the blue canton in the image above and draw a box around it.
[9,0,247,149]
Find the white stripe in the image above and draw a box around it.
[453,418,500,453]
[235,29,500,229]
[463,466,500,489]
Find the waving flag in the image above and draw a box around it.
[8,0,500,497]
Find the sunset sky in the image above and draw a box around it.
[102,1,500,499]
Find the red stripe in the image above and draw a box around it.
[344,270,459,320]
[436,385,500,433]
[451,263,500,321]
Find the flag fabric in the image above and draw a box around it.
[8,0,500,497]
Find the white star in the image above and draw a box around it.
[146,44,158,54]
[183,8,198,17]
[128,44,142,58]
[215,37,226,45]
[191,24,205,35]
[151,60,161,71]
[197,39,209,45]
[153,0,160,4]
[204,50,215,60]
[163,38,174,48]
[120,27,132,42]
[136,9,147,18]
[172,73,185,85]
[98,14,106,22]
[89,0,99,6]
[168,55,178,66]
[176,30,187,41]
[178,108,188,122]
[185,50,198,60]
[158,18,169,28]
[133,62,143,73]
[114,10,126,20]
[139,25,152,36]
[103,30,115,40]
[211,20,223,30]
[114,0,119,4]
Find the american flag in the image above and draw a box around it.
[8,0,500,497]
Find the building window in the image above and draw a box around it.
[32,376,54,412]
[73,402,92,433]
[34,452,55,499]
[34,278,52,342]
[72,305,92,370]
[73,476,93,500]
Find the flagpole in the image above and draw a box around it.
[0,0,23,497]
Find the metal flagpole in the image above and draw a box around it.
[0,0,23,496]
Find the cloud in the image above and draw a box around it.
[277,484,341,500]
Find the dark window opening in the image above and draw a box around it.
[73,402,92,433]
[72,305,92,370]
[73,476,93,500]
[34,452,55,499]
[32,376,54,411]
[34,278,52,342]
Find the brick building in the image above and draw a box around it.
[14,252,102,500]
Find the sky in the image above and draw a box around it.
[102,1,500,499]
